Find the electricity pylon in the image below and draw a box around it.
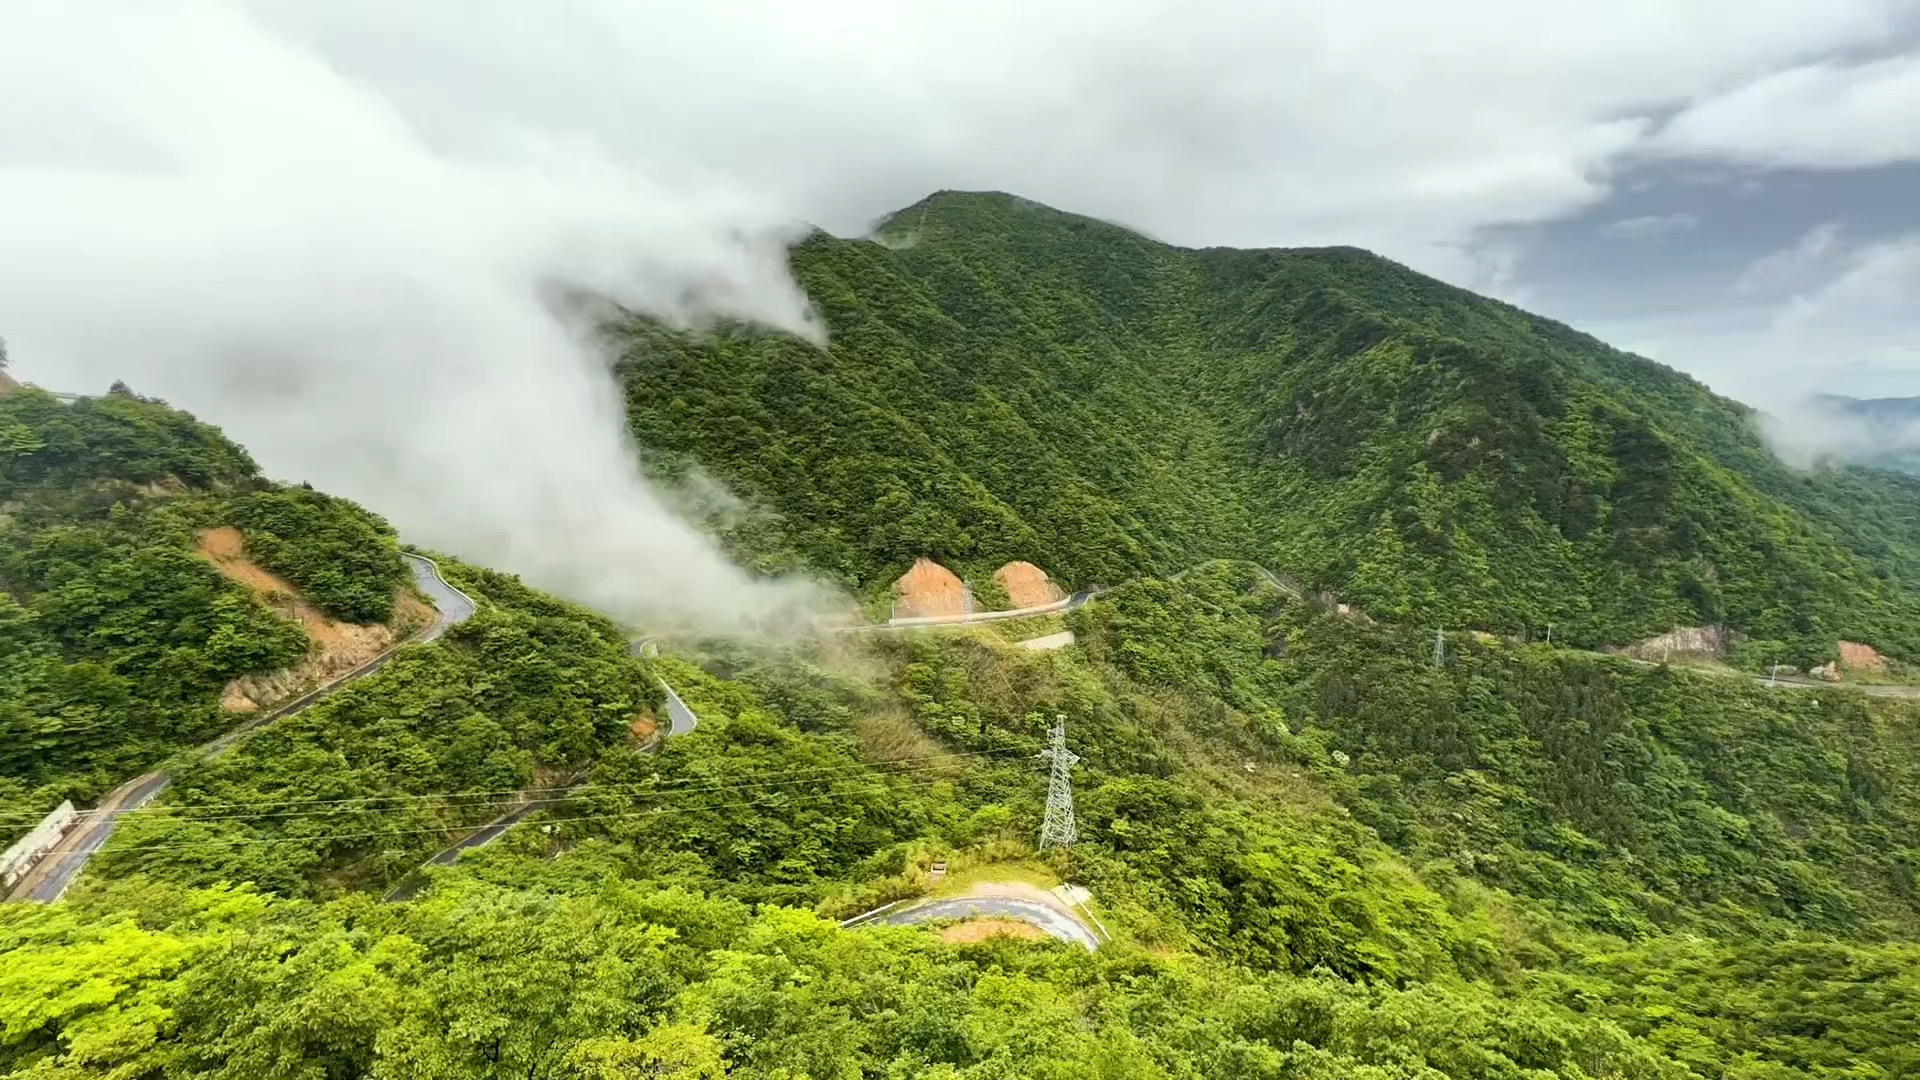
[1037,715,1079,851]
[1432,629,1446,669]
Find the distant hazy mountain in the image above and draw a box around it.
[1832,394,1920,427]
[1806,394,1920,473]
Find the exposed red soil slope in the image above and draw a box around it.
[894,558,969,618]
[993,561,1065,609]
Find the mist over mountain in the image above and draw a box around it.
[1763,392,1920,474]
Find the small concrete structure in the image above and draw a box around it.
[1017,631,1076,652]
[0,802,77,892]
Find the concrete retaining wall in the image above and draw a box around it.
[1,801,77,891]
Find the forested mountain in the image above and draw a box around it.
[617,191,1920,665]
[8,556,1920,1078]
[8,202,1920,1079]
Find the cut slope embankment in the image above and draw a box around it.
[994,560,1066,608]
[197,526,434,712]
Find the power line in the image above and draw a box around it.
[0,748,1027,826]
[93,781,959,855]
[115,753,1029,829]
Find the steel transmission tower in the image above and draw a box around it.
[1037,715,1080,851]
[1432,629,1446,669]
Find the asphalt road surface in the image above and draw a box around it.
[660,680,699,735]
[404,554,476,642]
[877,896,1100,950]
[628,639,701,735]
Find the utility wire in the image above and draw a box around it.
[94,781,970,854]
[95,752,1032,829]
[0,747,1029,825]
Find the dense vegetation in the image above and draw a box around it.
[95,559,662,897]
[10,198,1920,1078]
[0,386,405,844]
[227,488,407,624]
[7,568,1920,1077]
[616,192,1920,666]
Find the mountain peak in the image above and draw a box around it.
[873,190,1160,247]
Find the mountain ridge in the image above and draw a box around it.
[617,190,1920,666]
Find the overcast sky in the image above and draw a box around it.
[6,0,1918,404]
[228,0,1920,407]
[2,1,1918,619]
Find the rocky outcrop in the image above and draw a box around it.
[1620,625,1731,663]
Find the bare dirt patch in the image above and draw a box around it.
[941,918,1048,944]
[198,526,405,712]
[993,561,1065,609]
[630,712,660,744]
[894,558,970,618]
[1838,641,1889,673]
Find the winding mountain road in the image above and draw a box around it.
[631,638,699,735]
[6,554,475,903]
[840,589,1099,633]
[384,637,704,899]
[849,558,1920,701]
[384,793,557,902]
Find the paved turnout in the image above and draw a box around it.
[877,895,1100,950]
[5,552,475,903]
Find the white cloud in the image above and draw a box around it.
[247,0,1908,273]
[1756,237,1920,464]
[1618,231,1920,411]
[0,2,830,636]
[1599,213,1702,240]
[1734,223,1847,295]
[1764,234,1920,389]
[1657,55,1920,168]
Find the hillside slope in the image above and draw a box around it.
[0,384,665,894]
[4,386,1920,1079]
[0,384,410,841]
[615,191,1920,665]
